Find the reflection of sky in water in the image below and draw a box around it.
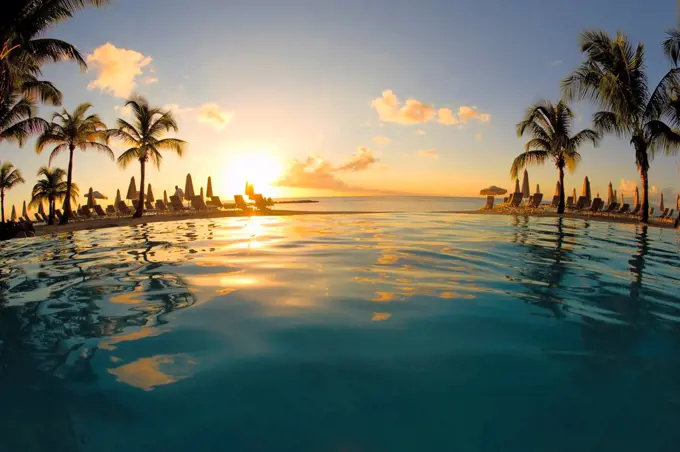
[1,214,680,451]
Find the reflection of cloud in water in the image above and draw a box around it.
[372,312,391,322]
[108,354,196,391]
[99,328,165,351]
[373,291,397,302]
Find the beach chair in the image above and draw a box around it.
[659,208,669,218]
[207,196,223,209]
[155,200,168,211]
[566,196,574,209]
[234,195,252,212]
[664,209,675,221]
[94,205,107,217]
[54,209,63,222]
[530,193,543,208]
[80,206,93,218]
[604,202,618,213]
[551,195,559,208]
[589,198,602,212]
[503,197,508,204]
[190,196,209,211]
[106,205,116,215]
[510,193,522,207]
[482,195,494,210]
[169,195,185,211]
[617,204,630,214]
[117,201,132,215]
[132,200,140,212]
[145,201,155,211]
[649,207,654,217]
[252,194,270,211]
[574,196,587,210]
[629,204,641,216]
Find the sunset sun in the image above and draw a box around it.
[222,150,284,197]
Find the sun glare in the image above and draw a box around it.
[221,148,284,197]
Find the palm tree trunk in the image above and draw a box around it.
[636,142,650,224]
[49,196,55,225]
[60,144,75,225]
[134,159,145,218]
[557,165,566,214]
[1,190,4,223]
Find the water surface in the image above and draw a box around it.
[1,213,679,451]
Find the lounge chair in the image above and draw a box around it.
[117,201,132,215]
[604,203,618,213]
[574,196,587,210]
[551,195,559,208]
[145,201,155,211]
[132,200,140,212]
[510,193,522,207]
[482,195,494,210]
[94,205,107,217]
[207,196,223,209]
[155,200,168,211]
[629,204,641,216]
[664,209,675,221]
[234,195,252,212]
[170,195,186,211]
[81,206,93,218]
[589,198,603,212]
[251,194,270,211]
[530,193,543,208]
[566,196,574,209]
[659,208,669,219]
[191,196,209,211]
[106,205,116,215]
[649,207,654,217]
[617,204,630,214]
[503,197,508,204]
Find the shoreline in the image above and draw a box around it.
[21,207,680,237]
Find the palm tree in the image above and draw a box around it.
[29,166,76,225]
[1,0,110,103]
[1,92,48,148]
[109,96,186,218]
[511,100,599,214]
[0,161,25,222]
[35,103,112,224]
[562,30,680,223]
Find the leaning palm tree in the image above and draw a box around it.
[29,166,76,225]
[1,0,110,103]
[36,102,112,224]
[1,92,48,148]
[109,96,186,218]
[563,30,680,223]
[511,100,599,214]
[0,161,25,222]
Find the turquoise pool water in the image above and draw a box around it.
[1,213,679,451]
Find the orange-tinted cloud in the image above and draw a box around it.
[197,103,234,130]
[437,108,459,125]
[371,90,436,124]
[372,135,391,145]
[417,149,439,159]
[457,106,491,123]
[87,43,153,98]
[336,147,377,172]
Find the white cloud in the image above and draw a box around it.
[87,43,154,98]
[372,135,390,145]
[113,104,133,120]
[619,178,638,194]
[437,108,459,125]
[417,149,438,159]
[371,90,436,124]
[141,76,158,85]
[416,129,425,136]
[336,147,378,172]
[197,103,234,130]
[456,106,491,124]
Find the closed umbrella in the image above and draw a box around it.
[479,186,507,196]
[521,169,530,198]
[660,193,665,211]
[206,177,214,198]
[10,205,17,221]
[582,177,591,202]
[200,187,204,200]
[677,193,679,210]
[21,200,28,220]
[514,178,520,194]
[37,201,45,217]
[572,188,577,201]
[535,184,540,194]
[634,186,640,208]
[126,177,138,201]
[613,189,617,202]
[115,189,122,206]
[555,180,561,196]
[621,193,625,206]
[607,182,614,205]
[164,190,168,205]
[185,174,195,201]
[147,184,155,203]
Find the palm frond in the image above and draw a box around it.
[510,150,549,179]
[663,28,680,66]
[117,147,142,169]
[592,111,628,137]
[47,143,70,166]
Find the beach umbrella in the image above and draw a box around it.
[164,190,168,205]
[614,189,617,202]
[10,205,17,221]
[147,184,155,203]
[126,177,138,201]
[660,193,665,211]
[37,201,45,216]
[621,193,625,205]
[185,174,195,199]
[581,176,591,202]
[677,193,679,210]
[634,186,640,207]
[200,187,204,200]
[206,177,214,198]
[115,189,122,206]
[521,169,530,198]
[514,178,520,194]
[572,188,577,200]
[535,184,540,194]
[554,180,561,196]
[22,201,28,220]
[479,185,507,196]
[607,182,614,205]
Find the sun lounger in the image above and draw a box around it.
[106,205,116,215]
[604,203,618,213]
[503,197,508,204]
[482,195,494,210]
[589,198,602,212]
[551,195,559,208]
[80,206,93,218]
[252,194,270,211]
[117,201,132,215]
[629,204,641,216]
[573,196,587,210]
[566,196,574,209]
[617,204,630,214]
[530,193,543,208]
[169,195,186,211]
[510,193,522,207]
[207,196,223,209]
[94,205,107,217]
[155,200,168,211]
[190,196,208,211]
[145,201,155,211]
[234,195,252,212]
[664,209,675,221]
[659,208,669,218]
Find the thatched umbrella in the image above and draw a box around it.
[535,184,540,194]
[514,178,520,194]
[581,176,591,202]
[660,193,665,211]
[147,184,155,203]
[10,205,17,221]
[480,186,507,196]
[115,189,122,206]
[21,200,28,220]
[164,190,168,205]
[614,189,617,202]
[607,182,614,205]
[126,177,138,201]
[206,177,214,198]
[521,169,530,198]
[200,187,204,199]
[185,174,195,205]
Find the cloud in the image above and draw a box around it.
[141,76,158,85]
[619,178,638,193]
[551,60,563,67]
[337,147,378,172]
[456,106,491,124]
[475,133,483,141]
[197,103,234,130]
[417,149,438,159]
[371,90,491,127]
[371,90,436,124]
[87,43,154,98]
[276,147,378,191]
[416,129,425,136]
[372,135,390,145]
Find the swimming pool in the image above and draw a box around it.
[1,213,679,451]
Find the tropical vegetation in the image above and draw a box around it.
[29,166,76,225]
[1,93,47,148]
[109,96,186,218]
[562,29,680,223]
[35,103,112,223]
[0,161,25,222]
[512,100,599,213]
